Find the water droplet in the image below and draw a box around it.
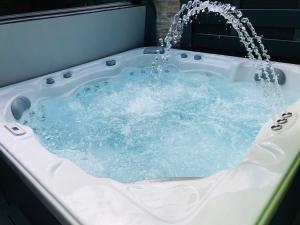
[241,18,249,23]
[236,11,242,18]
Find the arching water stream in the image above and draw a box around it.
[153,0,285,122]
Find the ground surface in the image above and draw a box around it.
[0,189,32,225]
[292,210,300,225]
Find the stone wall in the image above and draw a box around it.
[153,0,181,42]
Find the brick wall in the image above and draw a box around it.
[153,0,181,42]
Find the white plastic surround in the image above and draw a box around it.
[0,48,299,225]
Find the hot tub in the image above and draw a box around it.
[0,47,300,225]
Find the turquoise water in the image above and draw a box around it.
[21,66,274,182]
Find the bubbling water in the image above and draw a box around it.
[21,67,279,182]
[153,0,285,121]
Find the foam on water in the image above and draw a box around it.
[22,66,275,182]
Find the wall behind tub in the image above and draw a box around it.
[0,5,145,87]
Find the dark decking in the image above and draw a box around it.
[0,189,32,225]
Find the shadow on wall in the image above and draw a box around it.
[0,0,124,16]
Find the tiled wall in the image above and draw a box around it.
[153,0,180,41]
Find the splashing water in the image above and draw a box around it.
[22,67,284,182]
[153,0,285,119]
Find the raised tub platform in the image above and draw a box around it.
[0,48,300,225]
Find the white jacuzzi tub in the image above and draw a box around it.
[0,47,300,225]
